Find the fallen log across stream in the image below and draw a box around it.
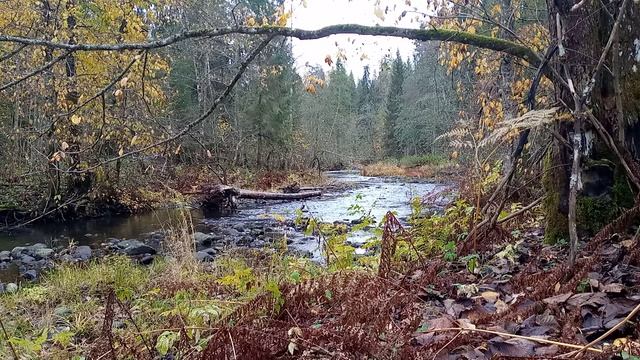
[195,184,322,210]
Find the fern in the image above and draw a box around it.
[479,107,562,147]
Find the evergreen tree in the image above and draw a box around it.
[384,51,405,158]
[355,66,376,158]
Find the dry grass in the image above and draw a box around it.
[361,161,458,179]
[158,208,202,282]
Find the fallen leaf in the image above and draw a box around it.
[542,292,572,305]
[481,291,500,303]
[602,283,625,293]
[489,337,536,357]
[494,299,508,314]
[458,318,476,330]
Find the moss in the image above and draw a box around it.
[542,149,568,244]
[576,154,636,236]
[612,167,635,208]
[577,195,617,234]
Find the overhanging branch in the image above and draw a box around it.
[0,24,542,67]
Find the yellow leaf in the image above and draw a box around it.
[374,7,385,21]
[246,17,256,27]
[130,135,139,146]
[71,115,82,125]
[61,141,69,151]
[276,12,290,27]
[118,147,124,156]
[305,84,316,94]
[114,89,124,100]
[120,77,129,87]
[451,151,459,159]
[174,144,181,155]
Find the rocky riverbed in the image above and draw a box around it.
[0,171,448,292]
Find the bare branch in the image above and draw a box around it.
[0,50,71,91]
[65,36,274,173]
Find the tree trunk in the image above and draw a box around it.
[544,0,640,242]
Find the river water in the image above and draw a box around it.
[0,171,446,281]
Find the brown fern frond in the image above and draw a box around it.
[479,107,562,148]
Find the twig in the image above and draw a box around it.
[115,298,155,357]
[580,0,631,102]
[0,43,27,62]
[432,331,461,359]
[569,302,640,357]
[228,330,237,359]
[429,327,603,353]
[0,50,72,91]
[497,197,543,224]
[0,316,18,360]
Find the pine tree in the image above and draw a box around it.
[355,66,375,158]
[384,51,405,158]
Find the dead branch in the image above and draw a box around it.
[0,50,72,91]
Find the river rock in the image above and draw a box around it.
[193,232,215,246]
[224,228,241,237]
[0,283,4,294]
[5,283,18,293]
[120,240,156,256]
[32,247,54,259]
[139,255,155,265]
[233,224,245,232]
[72,246,92,261]
[196,251,214,262]
[20,254,36,264]
[22,269,37,280]
[11,246,26,258]
[0,250,10,262]
[201,248,217,256]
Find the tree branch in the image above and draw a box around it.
[0,50,72,91]
[64,36,274,173]
[0,25,542,66]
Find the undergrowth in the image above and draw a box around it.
[1,188,636,359]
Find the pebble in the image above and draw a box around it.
[5,283,18,293]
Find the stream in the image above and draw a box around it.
[0,171,446,284]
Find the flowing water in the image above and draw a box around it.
[0,171,447,281]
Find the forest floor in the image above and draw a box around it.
[1,200,639,359]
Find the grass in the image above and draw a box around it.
[361,154,456,179]
[0,237,323,359]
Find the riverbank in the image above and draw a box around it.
[0,166,331,229]
[1,199,638,359]
[360,155,460,181]
[0,171,445,284]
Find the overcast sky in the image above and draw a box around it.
[288,0,433,79]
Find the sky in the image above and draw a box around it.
[287,0,433,79]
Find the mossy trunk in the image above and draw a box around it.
[544,0,640,240]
